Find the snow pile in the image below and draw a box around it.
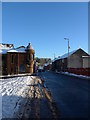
[0,80,2,120]
[7,49,18,53]
[61,72,90,79]
[0,76,33,118]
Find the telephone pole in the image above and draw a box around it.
[64,38,70,70]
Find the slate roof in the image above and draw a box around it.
[0,43,34,54]
[52,48,81,62]
[60,50,77,59]
[0,43,14,54]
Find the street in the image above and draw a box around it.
[38,71,89,119]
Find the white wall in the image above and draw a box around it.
[83,57,90,68]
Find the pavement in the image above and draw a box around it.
[38,71,89,119]
[13,75,59,119]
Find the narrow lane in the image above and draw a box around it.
[38,71,88,118]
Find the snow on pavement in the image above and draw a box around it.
[55,71,90,79]
[0,80,2,120]
[62,72,90,79]
[0,76,34,118]
[0,75,59,119]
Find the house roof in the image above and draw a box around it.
[16,47,26,53]
[7,49,18,53]
[7,47,26,53]
[60,50,77,59]
[0,48,13,54]
[0,43,34,54]
[52,50,77,62]
[0,49,10,54]
[52,48,89,62]
[0,43,14,54]
[0,43,14,49]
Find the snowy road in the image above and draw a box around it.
[38,71,88,119]
[0,75,59,119]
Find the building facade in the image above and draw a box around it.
[43,62,52,71]
[52,48,90,76]
[0,43,35,75]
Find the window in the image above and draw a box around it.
[27,54,30,61]
[19,64,26,72]
[32,54,33,60]
[15,54,18,64]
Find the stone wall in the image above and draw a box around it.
[7,50,35,75]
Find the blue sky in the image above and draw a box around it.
[2,2,88,59]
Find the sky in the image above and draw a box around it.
[2,2,88,59]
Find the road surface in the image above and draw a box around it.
[38,71,89,119]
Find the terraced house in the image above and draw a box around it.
[0,43,35,75]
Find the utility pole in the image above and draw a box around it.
[68,39,69,58]
[64,38,70,70]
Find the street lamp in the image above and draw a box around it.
[64,38,70,58]
[64,38,70,70]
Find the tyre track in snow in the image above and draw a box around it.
[1,77,23,95]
